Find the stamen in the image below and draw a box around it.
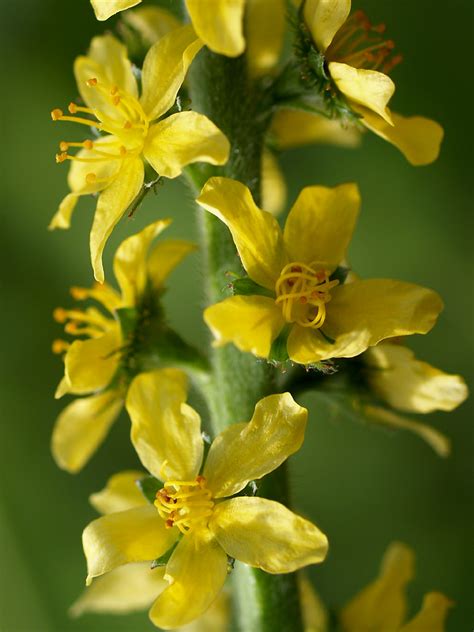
[51,108,63,121]
[52,339,70,354]
[275,262,339,329]
[155,476,214,534]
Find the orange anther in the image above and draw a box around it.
[86,77,98,87]
[112,95,121,106]
[300,296,308,304]
[52,339,69,354]
[59,141,69,151]
[70,286,88,300]
[83,139,94,150]
[53,307,68,323]
[65,322,80,334]
[123,120,132,129]
[372,23,386,34]
[119,146,127,157]
[68,102,78,114]
[196,475,206,486]
[51,108,63,121]
[55,152,68,164]
[165,519,174,529]
[86,173,97,184]
[110,85,119,96]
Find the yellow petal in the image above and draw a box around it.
[140,25,203,120]
[144,112,230,179]
[363,405,451,458]
[126,369,204,481]
[178,590,230,632]
[90,157,144,283]
[359,109,444,166]
[49,194,78,230]
[341,542,414,632]
[204,295,285,359]
[68,138,121,194]
[288,279,443,365]
[122,7,181,46]
[185,0,246,57]
[204,393,307,498]
[149,531,228,629]
[210,497,328,573]
[271,109,361,150]
[364,343,468,414]
[90,0,141,21]
[147,239,197,290]
[63,326,121,394]
[283,183,360,268]
[90,470,147,514]
[304,0,351,53]
[55,376,71,399]
[399,592,453,632]
[329,62,394,124]
[83,506,178,584]
[246,0,285,77]
[113,219,171,306]
[74,35,138,115]
[261,150,287,216]
[197,177,286,290]
[299,575,329,632]
[51,390,123,473]
[70,562,166,617]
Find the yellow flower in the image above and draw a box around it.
[341,542,452,632]
[357,341,468,457]
[50,30,229,282]
[302,0,444,165]
[198,177,443,365]
[90,0,286,62]
[51,220,195,473]
[83,369,328,629]
[364,342,469,415]
[71,470,229,632]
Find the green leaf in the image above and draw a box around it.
[137,475,162,505]
[232,276,274,298]
[151,540,179,569]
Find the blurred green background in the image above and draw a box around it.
[1,0,472,630]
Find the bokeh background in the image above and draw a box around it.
[1,0,472,629]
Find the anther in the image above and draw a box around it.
[53,307,68,323]
[51,108,63,121]
[123,121,132,129]
[83,139,94,150]
[112,95,121,106]
[300,296,308,304]
[65,322,80,334]
[52,339,69,354]
[165,519,174,529]
[68,102,78,114]
[70,286,89,300]
[55,152,68,164]
[86,77,98,87]
[119,146,127,157]
[110,86,119,96]
[86,173,97,184]
[59,141,69,151]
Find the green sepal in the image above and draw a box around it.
[151,540,180,569]
[231,276,274,299]
[116,307,138,342]
[137,475,162,505]
[268,325,290,366]
[330,266,350,286]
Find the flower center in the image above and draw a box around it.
[275,262,339,329]
[155,476,214,535]
[326,10,402,73]
[51,77,149,187]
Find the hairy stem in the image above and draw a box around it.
[188,49,304,632]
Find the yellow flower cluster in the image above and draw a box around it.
[45,1,466,629]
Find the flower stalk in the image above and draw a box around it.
[188,49,304,632]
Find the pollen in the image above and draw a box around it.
[275,262,339,329]
[55,152,68,164]
[86,77,98,87]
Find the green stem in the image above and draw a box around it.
[188,49,304,632]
